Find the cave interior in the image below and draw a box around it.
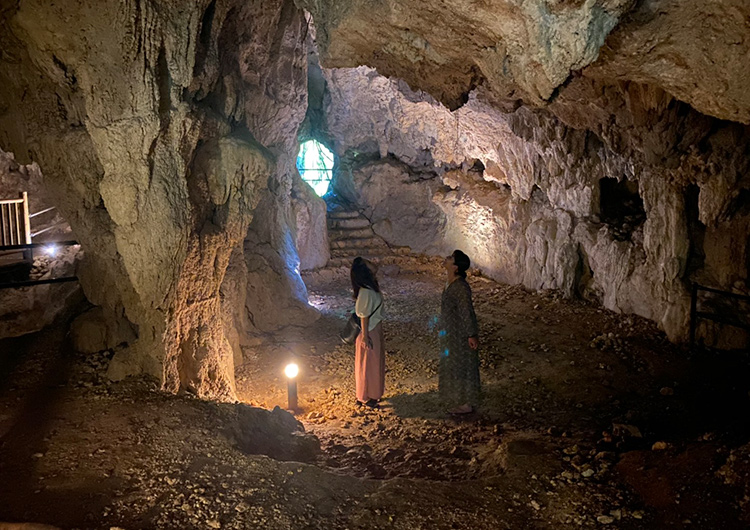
[1,0,750,528]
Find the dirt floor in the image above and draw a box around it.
[1,257,750,529]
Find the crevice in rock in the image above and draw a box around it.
[575,244,595,301]
[194,0,217,75]
[684,183,706,281]
[598,177,645,242]
[156,43,172,134]
[51,54,77,88]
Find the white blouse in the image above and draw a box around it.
[355,288,384,331]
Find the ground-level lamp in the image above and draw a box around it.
[285,363,299,411]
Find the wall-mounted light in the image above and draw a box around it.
[285,363,299,411]
[44,244,58,257]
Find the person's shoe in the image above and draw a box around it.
[365,399,379,409]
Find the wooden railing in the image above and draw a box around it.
[689,283,750,352]
[0,193,79,288]
[0,192,31,247]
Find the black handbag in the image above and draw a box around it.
[339,299,382,345]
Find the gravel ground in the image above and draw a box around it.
[0,257,749,529]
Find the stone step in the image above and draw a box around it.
[328,227,375,240]
[331,248,391,258]
[327,255,405,268]
[330,244,411,255]
[327,217,371,230]
[329,246,411,260]
[330,237,388,250]
[327,209,361,220]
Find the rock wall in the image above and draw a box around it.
[1,148,49,219]
[0,0,313,399]
[346,158,446,255]
[321,66,750,343]
[244,181,320,335]
[291,171,330,270]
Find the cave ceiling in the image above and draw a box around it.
[296,0,750,124]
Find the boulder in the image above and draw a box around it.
[232,404,321,462]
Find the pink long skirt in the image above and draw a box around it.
[355,322,385,403]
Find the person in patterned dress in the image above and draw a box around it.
[438,250,480,414]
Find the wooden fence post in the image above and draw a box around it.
[21,192,33,262]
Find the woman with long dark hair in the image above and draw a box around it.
[438,249,480,414]
[350,257,385,408]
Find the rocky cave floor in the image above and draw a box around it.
[2,257,750,529]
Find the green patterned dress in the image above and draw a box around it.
[438,277,480,408]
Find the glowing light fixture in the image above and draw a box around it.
[44,245,58,257]
[296,140,334,197]
[285,363,299,379]
[285,363,299,411]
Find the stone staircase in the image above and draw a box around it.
[326,208,410,268]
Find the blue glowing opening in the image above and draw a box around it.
[296,140,334,197]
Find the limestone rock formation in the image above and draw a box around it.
[232,404,321,462]
[299,0,635,110]
[348,159,446,254]
[320,65,749,343]
[292,171,330,270]
[70,305,136,355]
[1,0,749,395]
[303,0,750,344]
[586,0,750,124]
[0,0,312,399]
[301,0,750,124]
[244,186,320,335]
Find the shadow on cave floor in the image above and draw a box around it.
[235,260,750,527]
[0,327,125,529]
[1,261,749,528]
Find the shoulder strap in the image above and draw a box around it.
[367,297,382,319]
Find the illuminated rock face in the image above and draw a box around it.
[322,66,750,342]
[300,0,750,123]
[303,0,750,345]
[299,0,635,110]
[292,172,330,271]
[0,0,310,399]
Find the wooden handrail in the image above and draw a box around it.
[690,282,750,352]
[0,276,78,290]
[0,240,78,251]
[0,192,32,251]
[29,206,56,219]
[693,283,750,302]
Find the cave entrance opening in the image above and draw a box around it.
[296,140,334,197]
